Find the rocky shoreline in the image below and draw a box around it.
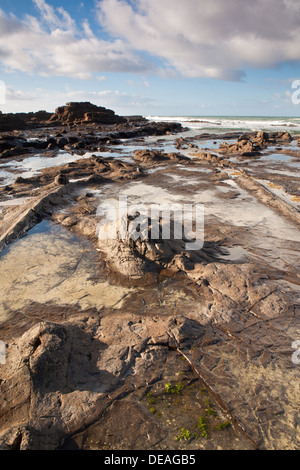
[0,104,299,450]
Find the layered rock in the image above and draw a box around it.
[49,102,126,126]
[0,124,299,451]
[175,137,198,150]
[0,111,52,132]
[96,212,231,278]
[134,149,190,164]
[219,131,293,156]
[0,314,210,450]
[272,131,293,142]
[219,135,262,156]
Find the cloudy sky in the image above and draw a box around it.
[0,0,300,116]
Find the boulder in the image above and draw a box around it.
[251,131,269,147]
[273,131,293,142]
[219,136,262,156]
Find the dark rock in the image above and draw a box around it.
[54,173,69,185]
[0,146,27,159]
[0,111,52,132]
[14,177,30,185]
[57,137,68,148]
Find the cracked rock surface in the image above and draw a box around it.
[0,124,299,450]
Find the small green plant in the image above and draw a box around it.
[216,421,231,431]
[175,427,192,441]
[149,407,156,414]
[147,391,156,404]
[197,416,209,439]
[164,382,173,394]
[175,382,184,394]
[204,399,216,416]
[164,382,184,395]
[206,405,216,416]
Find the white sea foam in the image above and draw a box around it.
[146,115,300,134]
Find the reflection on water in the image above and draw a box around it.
[258,153,294,164]
[0,151,91,186]
[0,220,132,323]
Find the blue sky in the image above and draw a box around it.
[0,0,300,116]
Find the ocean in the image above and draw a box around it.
[146,115,300,135]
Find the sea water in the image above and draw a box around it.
[146,115,300,136]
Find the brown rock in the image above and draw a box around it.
[273,131,293,142]
[133,149,189,164]
[219,136,262,156]
[54,173,69,185]
[49,102,126,126]
[0,111,52,132]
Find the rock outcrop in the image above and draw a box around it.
[219,135,262,156]
[0,315,209,450]
[218,131,293,156]
[96,212,234,278]
[49,102,126,126]
[0,122,299,451]
[272,131,293,142]
[0,111,52,132]
[134,149,190,164]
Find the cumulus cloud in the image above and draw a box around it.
[1,0,300,83]
[97,0,300,80]
[0,0,156,79]
[5,87,36,102]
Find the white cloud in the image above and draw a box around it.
[0,2,156,80]
[5,86,36,101]
[1,0,300,84]
[33,0,75,31]
[0,85,155,115]
[97,0,300,80]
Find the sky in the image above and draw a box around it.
[0,0,300,116]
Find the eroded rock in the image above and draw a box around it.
[49,102,126,126]
[134,149,190,165]
[219,136,262,156]
[0,314,208,450]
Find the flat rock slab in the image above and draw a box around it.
[0,125,299,451]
